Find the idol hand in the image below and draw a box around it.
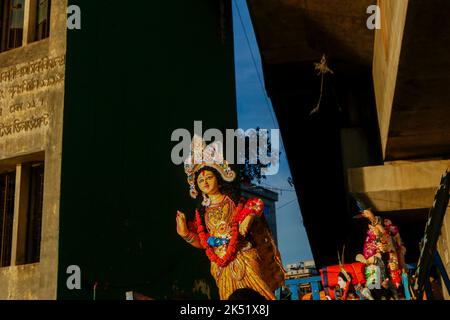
[239,215,255,237]
[176,211,189,237]
[361,209,375,220]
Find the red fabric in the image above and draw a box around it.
[320,262,366,299]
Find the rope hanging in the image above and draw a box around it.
[310,54,334,115]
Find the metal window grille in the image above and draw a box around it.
[0,0,24,52]
[25,162,44,264]
[0,171,16,267]
[35,0,50,41]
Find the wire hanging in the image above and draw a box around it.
[310,54,334,116]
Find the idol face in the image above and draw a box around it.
[361,209,373,219]
[197,170,219,195]
[337,276,347,289]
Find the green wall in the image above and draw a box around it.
[58,0,237,300]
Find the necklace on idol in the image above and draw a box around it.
[195,203,239,268]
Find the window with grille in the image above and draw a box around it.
[34,0,50,42]
[24,162,44,264]
[0,0,24,53]
[0,0,52,53]
[0,159,45,268]
[0,171,16,267]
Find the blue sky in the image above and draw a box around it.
[232,0,314,265]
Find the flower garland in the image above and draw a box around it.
[195,209,239,268]
[194,198,264,268]
[235,198,263,223]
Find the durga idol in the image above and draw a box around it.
[175,137,285,300]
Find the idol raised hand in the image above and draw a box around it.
[176,211,189,237]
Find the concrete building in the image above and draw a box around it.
[247,0,450,299]
[286,260,317,280]
[1,0,238,300]
[0,0,66,300]
[285,260,317,298]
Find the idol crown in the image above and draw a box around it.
[184,135,236,199]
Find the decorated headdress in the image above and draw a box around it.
[184,135,236,199]
[351,195,373,219]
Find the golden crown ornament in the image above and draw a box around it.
[184,135,236,199]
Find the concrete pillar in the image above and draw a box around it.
[22,0,35,46]
[373,0,409,159]
[11,164,30,266]
[348,160,450,211]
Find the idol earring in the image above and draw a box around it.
[202,193,211,207]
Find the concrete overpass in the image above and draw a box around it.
[247,0,450,294]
